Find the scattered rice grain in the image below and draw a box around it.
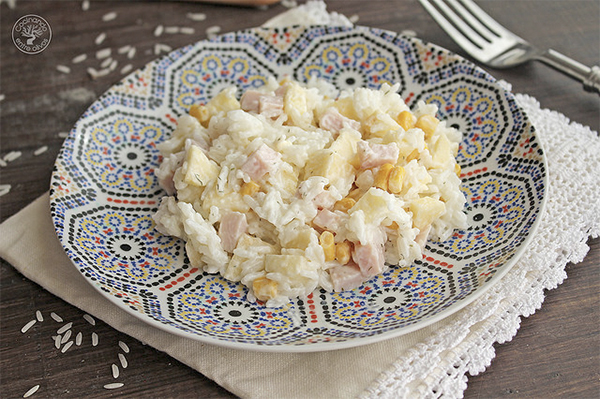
[118,341,130,353]
[50,312,63,322]
[0,159,6,167]
[100,57,113,69]
[180,27,195,35]
[109,59,118,71]
[400,29,417,38]
[87,67,110,79]
[96,48,111,59]
[61,341,74,353]
[153,43,171,55]
[95,32,106,45]
[0,184,11,197]
[153,25,164,37]
[349,14,360,23]
[75,332,83,346]
[165,26,179,34]
[92,332,99,346]
[60,330,72,344]
[205,25,221,34]
[111,364,119,378]
[118,353,128,369]
[35,310,44,322]
[127,47,136,59]
[81,0,89,11]
[118,45,131,54]
[120,64,133,75]
[83,314,96,326]
[0,94,6,102]
[23,384,40,398]
[102,11,117,22]
[54,335,61,349]
[34,146,48,156]
[56,65,71,74]
[103,383,124,390]
[72,53,87,64]
[21,320,36,333]
[57,322,73,334]
[57,132,69,139]
[4,150,22,162]
[281,0,297,7]
[186,12,206,21]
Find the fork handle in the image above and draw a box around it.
[538,49,600,94]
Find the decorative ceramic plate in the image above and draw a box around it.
[50,26,546,352]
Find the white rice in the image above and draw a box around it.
[35,310,43,322]
[56,322,72,334]
[72,53,87,64]
[153,25,164,37]
[95,32,106,45]
[60,330,72,344]
[56,65,71,74]
[34,146,48,156]
[102,11,117,22]
[50,312,63,322]
[0,184,11,197]
[60,341,73,353]
[111,364,119,378]
[23,385,40,398]
[21,320,36,333]
[83,314,96,325]
[4,150,22,162]
[91,332,98,346]
[54,335,61,349]
[75,332,83,346]
[153,78,467,307]
[120,64,133,75]
[118,341,129,353]
[81,0,89,11]
[103,383,124,390]
[186,12,206,21]
[95,48,111,59]
[100,57,113,69]
[118,353,128,368]
[117,45,131,54]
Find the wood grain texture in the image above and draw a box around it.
[1,1,598,397]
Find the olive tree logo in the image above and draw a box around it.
[12,14,52,54]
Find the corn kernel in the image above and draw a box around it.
[388,166,406,194]
[335,241,352,265]
[455,163,462,176]
[347,187,363,201]
[374,163,394,191]
[189,104,210,125]
[333,197,356,213]
[397,110,417,131]
[253,276,278,302]
[319,231,336,261]
[240,181,260,196]
[415,114,439,140]
[405,148,420,163]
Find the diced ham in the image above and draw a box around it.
[329,262,365,292]
[241,144,281,180]
[240,90,284,119]
[313,209,344,231]
[240,90,262,113]
[312,190,338,210]
[259,95,284,118]
[352,232,386,277]
[319,107,361,134]
[218,212,248,252]
[357,141,400,169]
[155,152,184,195]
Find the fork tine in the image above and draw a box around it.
[418,0,485,57]
[458,0,522,41]
[447,0,498,42]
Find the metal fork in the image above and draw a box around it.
[419,0,600,94]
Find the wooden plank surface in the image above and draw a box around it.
[1,1,598,397]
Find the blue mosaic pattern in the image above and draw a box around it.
[49,26,546,351]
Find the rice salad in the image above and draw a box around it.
[152,77,467,307]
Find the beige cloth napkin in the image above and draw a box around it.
[2,91,599,398]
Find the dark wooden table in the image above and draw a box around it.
[1,1,598,397]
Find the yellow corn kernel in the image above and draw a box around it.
[405,148,420,163]
[333,197,356,213]
[253,276,278,302]
[454,163,462,176]
[397,110,417,131]
[373,163,394,191]
[347,187,363,201]
[389,221,400,230]
[240,181,260,196]
[388,166,406,194]
[335,241,352,265]
[189,104,210,125]
[319,231,336,261]
[415,114,439,140]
